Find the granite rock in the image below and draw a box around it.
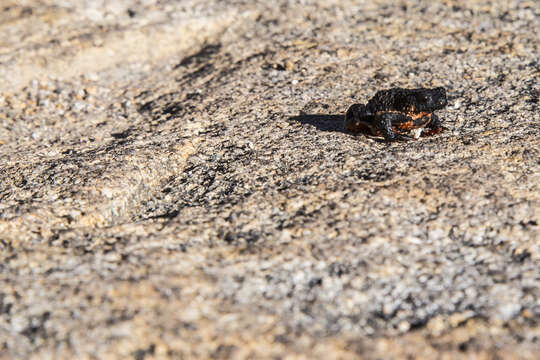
[0,0,539,359]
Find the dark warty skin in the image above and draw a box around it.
[345,87,448,141]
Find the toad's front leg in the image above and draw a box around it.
[375,113,412,142]
[421,113,443,137]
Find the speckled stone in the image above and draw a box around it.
[0,1,539,359]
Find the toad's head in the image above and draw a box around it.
[411,87,447,112]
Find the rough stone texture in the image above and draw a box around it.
[0,0,539,359]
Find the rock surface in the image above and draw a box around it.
[0,0,539,358]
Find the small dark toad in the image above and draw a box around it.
[344,87,447,141]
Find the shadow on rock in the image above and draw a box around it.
[289,114,345,133]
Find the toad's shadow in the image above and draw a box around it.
[288,114,345,133]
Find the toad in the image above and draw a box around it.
[344,87,447,141]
